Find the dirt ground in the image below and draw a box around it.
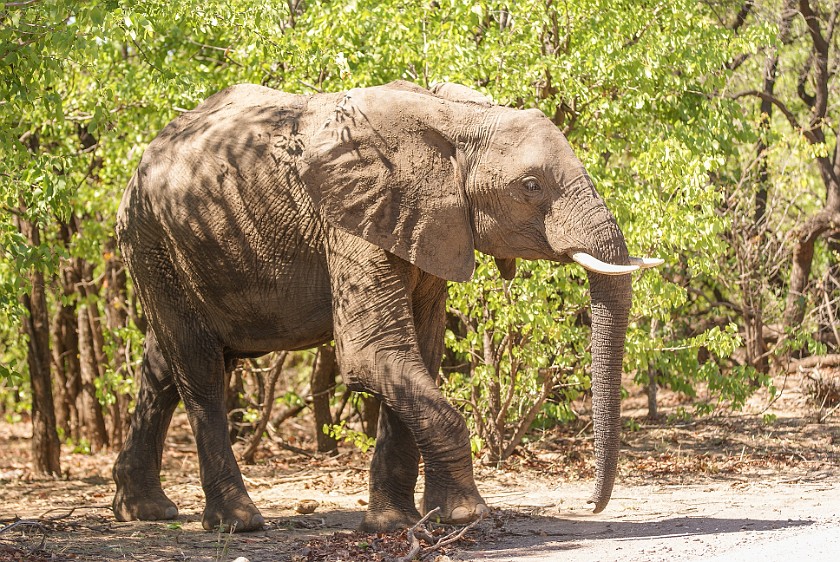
[1,371,838,561]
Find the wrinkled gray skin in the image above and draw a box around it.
[112,81,632,533]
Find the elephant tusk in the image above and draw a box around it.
[570,251,639,275]
[629,256,664,269]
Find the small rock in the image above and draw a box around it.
[231,558,250,562]
[295,499,320,514]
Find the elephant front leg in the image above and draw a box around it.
[328,240,488,530]
[355,352,488,529]
[416,405,490,524]
[410,273,490,525]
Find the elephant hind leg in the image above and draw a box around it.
[359,404,422,532]
[164,331,263,533]
[118,240,262,532]
[113,330,180,522]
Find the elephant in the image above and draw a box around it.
[112,80,661,533]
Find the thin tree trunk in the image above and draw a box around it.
[646,318,660,418]
[241,352,288,464]
[103,239,131,446]
[225,367,247,443]
[18,216,61,476]
[62,300,83,441]
[311,344,338,454]
[743,43,777,374]
[742,2,795,373]
[77,302,109,451]
[784,209,840,327]
[55,223,83,440]
[50,307,71,438]
[360,395,380,439]
[783,1,840,331]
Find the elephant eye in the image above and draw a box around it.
[523,178,542,193]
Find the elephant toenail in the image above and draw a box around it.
[164,506,178,519]
[450,506,471,522]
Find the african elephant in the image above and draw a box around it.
[112,80,660,533]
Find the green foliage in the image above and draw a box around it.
[69,437,92,455]
[444,255,588,461]
[624,418,642,432]
[0,0,802,458]
[323,421,375,453]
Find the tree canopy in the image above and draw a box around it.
[2,0,838,471]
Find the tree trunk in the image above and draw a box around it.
[55,222,83,440]
[646,365,658,419]
[103,238,132,446]
[311,344,338,453]
[77,302,109,452]
[241,352,288,464]
[741,3,795,374]
[784,209,840,327]
[360,395,380,439]
[50,306,72,438]
[783,1,840,333]
[646,318,659,419]
[18,217,61,476]
[225,367,247,443]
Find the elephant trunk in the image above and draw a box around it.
[587,269,631,512]
[545,173,645,511]
[582,218,632,513]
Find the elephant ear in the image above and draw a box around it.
[300,87,476,282]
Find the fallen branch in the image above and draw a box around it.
[37,505,110,521]
[0,520,45,535]
[395,506,488,562]
[789,354,840,371]
[0,520,48,551]
[276,440,317,458]
[820,401,840,423]
[422,511,487,558]
[395,507,441,562]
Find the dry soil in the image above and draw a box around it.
[1,371,838,561]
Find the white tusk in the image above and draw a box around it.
[570,251,639,275]
[629,256,665,269]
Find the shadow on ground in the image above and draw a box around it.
[2,508,363,562]
[0,503,825,561]
[465,511,815,560]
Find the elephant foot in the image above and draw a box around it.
[421,488,490,525]
[202,497,264,532]
[113,488,179,522]
[359,505,422,533]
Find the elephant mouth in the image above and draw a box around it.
[569,251,664,276]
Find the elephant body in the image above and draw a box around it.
[120,88,330,350]
[113,81,645,533]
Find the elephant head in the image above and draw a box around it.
[300,82,660,513]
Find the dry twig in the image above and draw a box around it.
[395,507,441,562]
[395,506,488,562]
[0,520,45,535]
[37,505,110,521]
